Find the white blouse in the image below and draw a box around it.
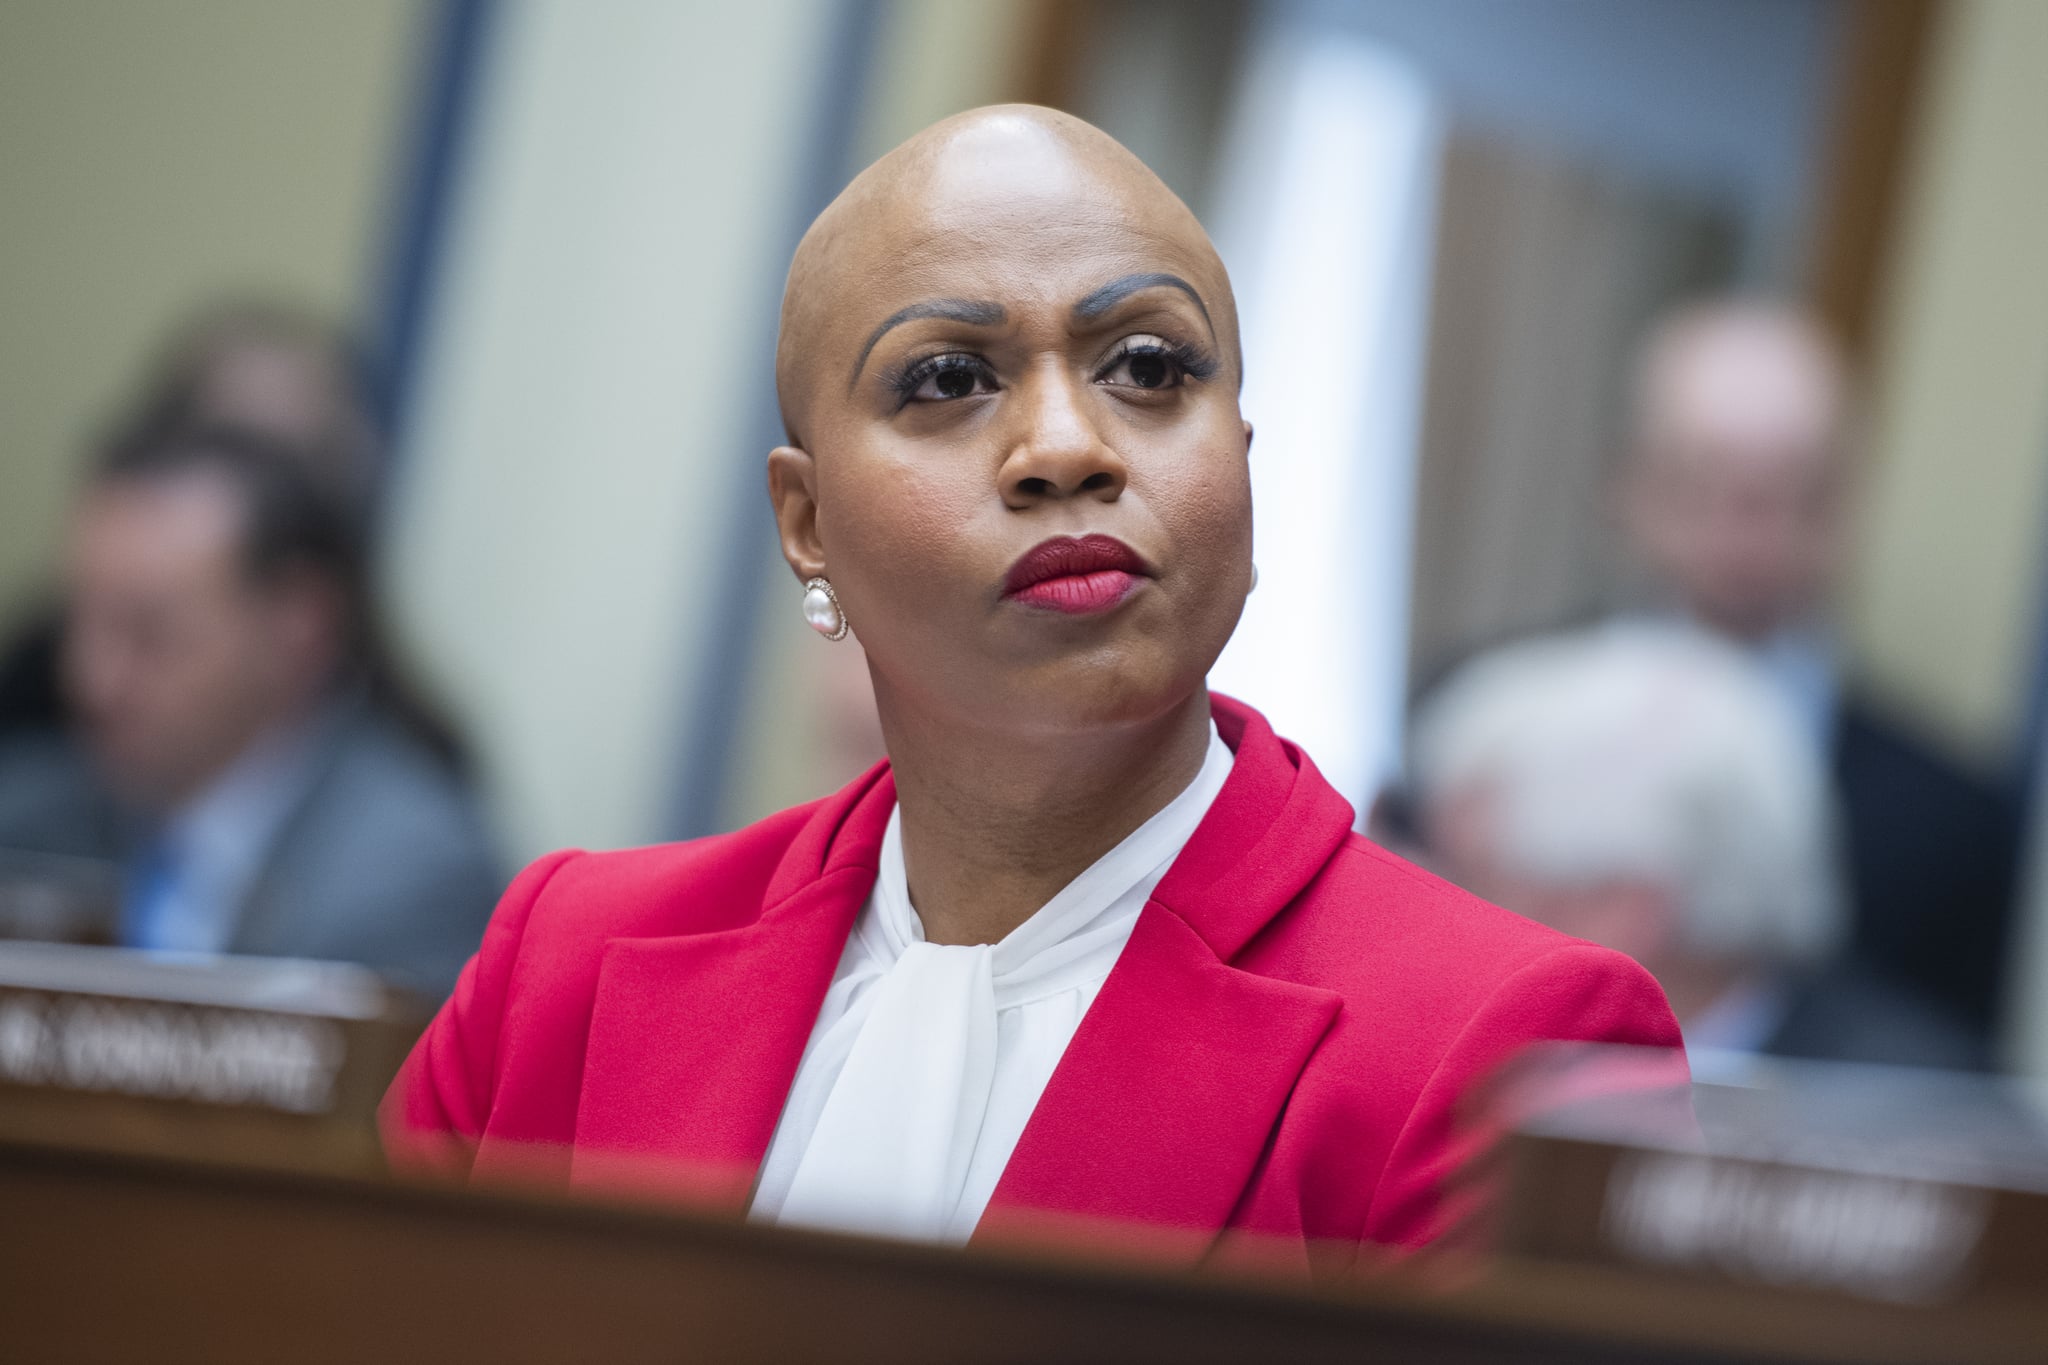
[749,723,1235,1243]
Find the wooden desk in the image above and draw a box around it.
[5,1133,2043,1364]
[1,953,2039,1362]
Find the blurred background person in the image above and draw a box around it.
[1410,622,1987,1072]
[0,300,389,745]
[1614,298,2021,1046]
[1617,300,1852,720]
[126,300,385,491]
[0,424,498,997]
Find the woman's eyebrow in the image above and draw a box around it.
[1072,273,1213,337]
[849,299,1006,389]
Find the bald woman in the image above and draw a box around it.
[383,108,1681,1267]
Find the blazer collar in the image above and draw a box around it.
[575,694,1356,1250]
[1158,694,1358,960]
[572,765,895,1204]
[973,694,1353,1259]
[974,904,1341,1261]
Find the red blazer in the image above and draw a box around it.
[383,696,1681,1269]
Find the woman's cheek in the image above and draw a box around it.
[857,494,990,628]
[822,442,961,576]
[1159,441,1252,551]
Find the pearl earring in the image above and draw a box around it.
[802,576,849,641]
[1249,563,1260,593]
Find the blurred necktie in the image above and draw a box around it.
[120,834,181,950]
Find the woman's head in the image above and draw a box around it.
[769,106,1253,741]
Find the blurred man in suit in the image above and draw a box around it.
[0,301,386,742]
[1411,622,1986,1072]
[1616,299,2021,1046]
[0,424,499,998]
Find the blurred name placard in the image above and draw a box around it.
[2,1032,2046,1360]
[0,939,421,1173]
[1497,1047,2048,1310]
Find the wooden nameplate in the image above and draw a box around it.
[0,939,422,1175]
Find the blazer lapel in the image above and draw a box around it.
[571,767,894,1207]
[974,694,1356,1258]
[975,904,1340,1259]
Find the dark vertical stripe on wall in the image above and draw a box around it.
[2016,415,2048,783]
[664,0,888,840]
[371,0,499,465]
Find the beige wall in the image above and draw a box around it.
[0,0,422,615]
[385,0,841,862]
[1839,0,2048,1073]
[853,0,1038,168]
[1845,0,2048,770]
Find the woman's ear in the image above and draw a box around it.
[767,445,826,580]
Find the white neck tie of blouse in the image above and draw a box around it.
[750,722,1234,1243]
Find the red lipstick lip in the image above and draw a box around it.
[1001,535,1151,614]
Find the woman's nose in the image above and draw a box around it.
[997,365,1128,508]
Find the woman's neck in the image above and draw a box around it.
[877,688,1214,947]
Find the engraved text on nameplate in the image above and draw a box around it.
[0,988,347,1116]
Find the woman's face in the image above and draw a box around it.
[771,125,1253,738]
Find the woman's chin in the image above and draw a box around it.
[970,655,1212,739]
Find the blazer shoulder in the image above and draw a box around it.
[1259,833,1595,999]
[1248,832,1682,1068]
[1238,834,1681,1249]
[518,798,825,948]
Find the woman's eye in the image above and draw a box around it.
[1098,337,1186,391]
[907,356,995,402]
